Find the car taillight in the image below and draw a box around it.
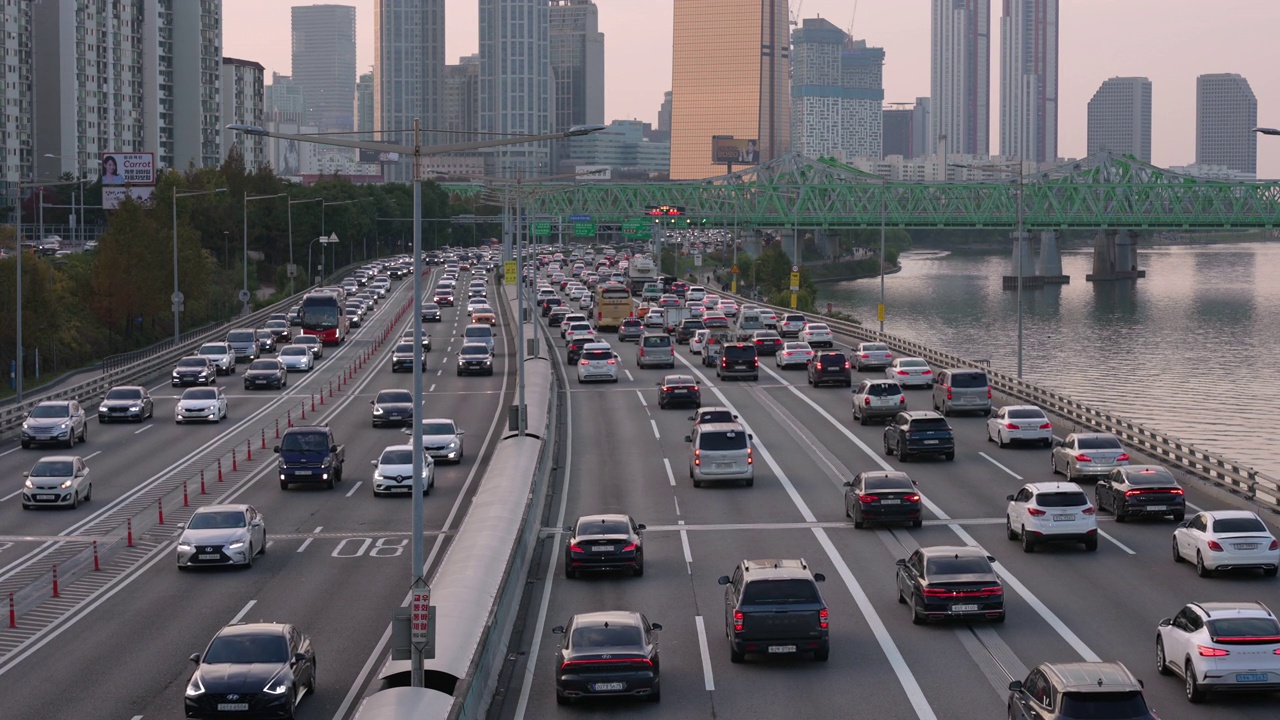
[906,494,921,502]
[1124,489,1145,496]
[921,369,932,375]
[899,396,906,404]
[844,361,851,369]
[607,359,616,365]
[1005,423,1019,430]
[722,358,728,367]
[1116,453,1130,462]
[579,360,589,366]
[863,397,871,406]
[945,387,952,400]
[1271,539,1279,551]
[1207,540,1224,551]
[733,610,744,632]
[987,389,992,399]
[639,348,645,356]
[819,607,829,629]
[860,353,870,359]
[1038,423,1052,429]
[693,449,700,466]
[1027,508,1046,516]
[1074,454,1092,462]
[860,495,877,503]
[622,543,638,552]
[746,448,753,465]
[815,363,823,370]
[896,370,909,375]
[1198,645,1230,657]
[754,359,759,367]
[1082,506,1096,515]
[569,544,584,553]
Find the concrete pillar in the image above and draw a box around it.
[1087,229,1145,281]
[1090,230,1117,278]
[1122,231,1141,274]
[1036,230,1069,283]
[1002,230,1042,290]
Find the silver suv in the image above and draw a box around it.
[637,333,675,369]
[224,328,259,361]
[21,401,88,449]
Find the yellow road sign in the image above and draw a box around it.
[731,264,739,274]
[789,271,800,290]
[504,260,517,284]
[877,303,885,322]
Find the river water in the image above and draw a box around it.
[817,242,1280,479]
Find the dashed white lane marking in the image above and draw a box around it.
[297,526,322,553]
[650,419,660,439]
[663,458,676,487]
[230,599,257,624]
[635,390,647,407]
[84,451,102,460]
[345,481,362,498]
[679,520,693,572]
[625,370,634,382]
[437,370,443,376]
[1097,529,1136,555]
[134,425,153,434]
[0,447,20,457]
[694,615,715,692]
[429,384,436,392]
[673,495,681,515]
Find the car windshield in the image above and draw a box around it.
[184,389,217,400]
[578,519,630,536]
[422,304,439,311]
[30,460,74,477]
[863,344,889,352]
[226,331,254,342]
[203,634,289,665]
[256,330,273,339]
[1036,492,1089,508]
[1058,692,1149,719]
[697,411,735,424]
[1208,617,1280,638]
[420,422,455,435]
[1212,516,1267,533]
[1007,408,1045,420]
[582,350,613,361]
[863,476,914,492]
[1125,469,1175,486]
[396,343,415,353]
[294,336,317,345]
[740,579,820,604]
[465,328,491,338]
[866,383,901,396]
[177,358,207,368]
[950,372,988,388]
[376,391,412,404]
[248,361,278,371]
[461,345,488,357]
[807,324,830,332]
[380,450,414,465]
[1077,436,1123,450]
[643,336,669,348]
[265,321,287,330]
[900,359,928,368]
[280,433,328,452]
[699,431,747,451]
[925,556,991,576]
[104,388,142,400]
[572,624,642,649]
[189,511,246,529]
[29,404,70,419]
[280,347,307,356]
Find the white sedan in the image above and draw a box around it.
[278,344,314,372]
[986,405,1054,448]
[689,329,709,355]
[798,323,834,348]
[775,341,815,369]
[175,386,228,424]
[885,357,933,388]
[1173,510,1279,577]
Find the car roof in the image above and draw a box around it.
[1025,481,1085,493]
[918,545,988,559]
[1192,601,1273,618]
[695,405,733,415]
[858,470,912,483]
[900,410,943,419]
[740,558,814,580]
[576,513,632,526]
[583,342,612,351]
[1001,404,1044,412]
[459,343,489,351]
[571,610,643,628]
[195,503,253,513]
[33,455,80,463]
[420,417,456,426]
[1040,662,1142,692]
[1068,432,1118,440]
[696,422,747,434]
[217,622,290,638]
[378,444,415,454]
[1202,509,1262,520]
[864,378,900,385]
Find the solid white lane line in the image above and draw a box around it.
[663,458,676,487]
[694,616,715,692]
[679,521,693,572]
[297,526,322,553]
[345,481,362,498]
[1186,501,1204,512]
[756,360,1104,665]
[676,358,938,720]
[978,451,1023,480]
[0,487,22,502]
[1096,529,1136,555]
[83,450,102,460]
[625,369,634,382]
[635,389,647,407]
[650,419,660,440]
[133,425,153,434]
[0,447,19,457]
[230,599,257,625]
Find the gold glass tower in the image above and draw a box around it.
[670,0,791,180]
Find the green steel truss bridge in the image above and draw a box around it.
[442,152,1280,230]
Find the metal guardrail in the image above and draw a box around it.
[716,289,1280,512]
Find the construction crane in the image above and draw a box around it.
[789,0,803,26]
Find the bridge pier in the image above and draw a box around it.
[1035,230,1070,284]
[1002,231,1044,290]
[1086,230,1146,281]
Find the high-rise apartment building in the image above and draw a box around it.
[375,0,445,180]
[0,3,33,188]
[443,55,482,145]
[266,73,306,125]
[658,91,673,133]
[931,0,990,157]
[221,58,266,168]
[790,19,884,161]
[291,5,357,132]
[1086,77,1151,162]
[480,0,552,176]
[550,0,605,166]
[31,0,223,178]
[670,0,791,179]
[1196,73,1257,177]
[912,97,933,158]
[356,71,375,135]
[1000,0,1058,163]
[883,105,914,159]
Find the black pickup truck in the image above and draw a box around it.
[718,559,829,663]
[274,426,345,489]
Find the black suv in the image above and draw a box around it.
[807,350,851,387]
[718,559,829,663]
[675,318,705,344]
[717,343,759,381]
[883,411,955,462]
[1008,662,1157,720]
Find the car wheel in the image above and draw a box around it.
[729,645,745,664]
[563,563,576,580]
[986,427,995,443]
[1266,567,1279,577]
[1050,455,1059,475]
[1114,502,1128,523]
[1172,538,1184,563]
[556,691,571,706]
[1006,517,1018,540]
[883,438,893,457]
[813,647,829,662]
[20,440,29,449]
[1156,637,1172,676]
[858,411,868,426]
[1084,536,1098,552]
[1021,527,1035,553]
[83,483,91,502]
[71,487,80,508]
[633,560,644,577]
[81,425,87,442]
[911,597,927,625]
[944,452,955,462]
[1172,512,1185,523]
[996,431,1006,449]
[1185,661,1206,703]
[1196,552,1212,577]
[853,508,864,529]
[911,518,923,529]
[898,443,910,462]
[647,683,661,702]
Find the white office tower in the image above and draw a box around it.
[1086,77,1152,162]
[999,0,1058,163]
[1196,73,1257,177]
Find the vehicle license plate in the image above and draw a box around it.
[924,440,939,445]
[1237,673,1269,682]
[1052,514,1076,522]
[881,499,901,505]
[295,470,312,476]
[768,645,797,654]
[255,379,267,384]
[388,414,401,420]
[951,604,979,612]
[592,546,615,552]
[217,703,249,711]
[715,463,733,470]
[36,494,55,501]
[1146,505,1167,511]
[198,554,220,560]
[592,682,625,692]
[1234,543,1260,551]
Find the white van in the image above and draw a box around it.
[686,422,754,487]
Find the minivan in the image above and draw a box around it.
[637,333,675,369]
[932,368,992,416]
[461,324,495,354]
[225,328,259,362]
[717,343,759,381]
[686,422,754,487]
[735,311,766,342]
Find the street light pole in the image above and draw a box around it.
[879,177,887,334]
[173,186,228,344]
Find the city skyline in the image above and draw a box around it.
[224,0,1280,177]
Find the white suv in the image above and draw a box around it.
[1005,482,1098,552]
[576,343,620,383]
[1157,601,1280,702]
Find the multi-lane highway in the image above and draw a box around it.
[492,279,1280,719]
[0,265,514,720]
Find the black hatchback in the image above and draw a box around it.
[807,351,851,387]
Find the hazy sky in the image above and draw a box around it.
[224,0,1280,177]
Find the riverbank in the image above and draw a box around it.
[808,258,902,284]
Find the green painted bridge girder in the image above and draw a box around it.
[441,152,1280,231]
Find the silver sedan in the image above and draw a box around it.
[885,357,933,388]
[177,504,266,569]
[775,341,815,369]
[278,344,314,372]
[1050,432,1129,481]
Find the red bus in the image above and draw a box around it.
[299,291,349,345]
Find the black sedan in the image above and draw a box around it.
[844,471,921,528]
[172,357,217,387]
[420,302,442,322]
[371,388,414,427]
[1095,465,1186,522]
[564,514,646,578]
[895,546,1004,624]
[457,343,494,376]
[391,342,425,373]
[185,622,315,719]
[255,329,277,354]
[541,297,564,316]
[553,611,662,705]
[98,385,154,422]
[657,375,701,409]
[263,319,292,343]
[751,330,784,355]
[243,359,287,390]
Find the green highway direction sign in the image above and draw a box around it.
[621,218,649,238]
[573,222,597,238]
[532,221,553,237]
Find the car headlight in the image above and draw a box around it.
[446,440,459,450]
[57,422,69,430]
[228,540,245,549]
[129,405,141,411]
[186,673,206,697]
[178,541,193,549]
[60,479,74,489]
[24,479,34,489]
[373,470,384,480]
[98,405,108,413]
[483,358,492,365]
[373,406,384,415]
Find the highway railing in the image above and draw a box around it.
[714,289,1280,513]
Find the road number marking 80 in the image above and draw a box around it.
[331,537,407,558]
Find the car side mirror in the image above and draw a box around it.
[684,435,693,443]
[251,519,263,528]
[551,626,565,635]
[986,555,996,563]
[650,623,663,631]
[370,460,378,466]
[1158,617,1172,627]
[189,653,201,664]
[369,400,374,405]
[273,446,281,453]
[1005,494,1015,501]
[1051,438,1063,447]
[330,445,338,453]
[812,573,826,582]
[842,481,853,487]
[22,471,29,477]
[1177,520,1190,529]
[637,523,646,531]
[717,576,731,586]
[895,558,906,567]
[1008,680,1022,692]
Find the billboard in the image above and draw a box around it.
[103,186,156,210]
[574,165,611,181]
[711,137,759,166]
[359,147,402,164]
[268,123,319,177]
[100,152,155,185]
